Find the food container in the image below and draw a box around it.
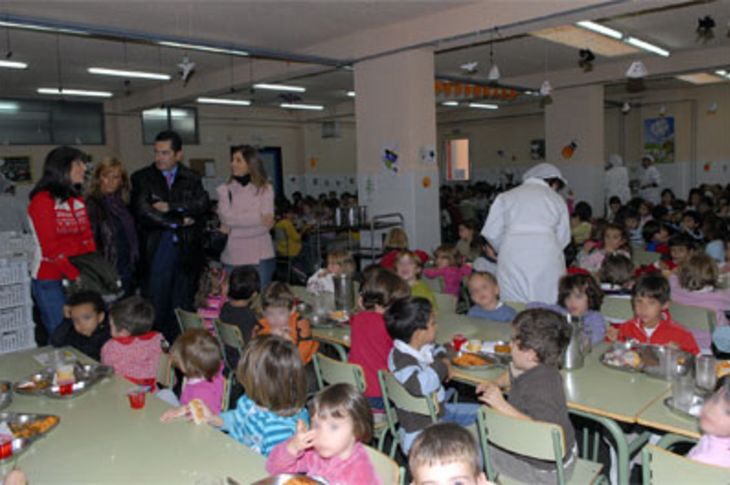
[451,352,500,370]
[0,412,60,464]
[14,363,113,399]
[664,395,704,419]
[600,341,694,380]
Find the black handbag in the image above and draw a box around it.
[204,189,231,260]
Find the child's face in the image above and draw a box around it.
[604,229,624,252]
[468,276,499,310]
[458,225,473,242]
[625,217,639,230]
[396,256,419,283]
[412,314,438,348]
[699,396,730,437]
[311,412,357,459]
[411,461,488,485]
[639,204,650,217]
[435,255,451,269]
[662,192,672,205]
[654,228,669,243]
[670,245,691,266]
[264,307,291,330]
[510,335,538,372]
[69,303,104,337]
[327,260,343,275]
[633,295,667,327]
[565,289,589,317]
[610,202,621,214]
[681,215,697,231]
[570,215,580,228]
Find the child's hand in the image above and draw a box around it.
[477,382,507,410]
[287,419,315,456]
[605,326,619,342]
[160,405,189,422]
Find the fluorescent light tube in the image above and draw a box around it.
[468,103,498,110]
[37,88,113,98]
[0,101,19,112]
[0,60,28,69]
[441,101,459,106]
[88,67,170,80]
[196,97,251,106]
[158,41,248,57]
[280,103,323,111]
[346,91,356,97]
[576,21,623,40]
[624,37,670,57]
[0,20,87,35]
[255,83,306,93]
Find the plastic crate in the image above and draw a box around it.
[0,304,32,332]
[0,324,36,355]
[0,260,29,286]
[0,283,31,310]
[0,233,35,260]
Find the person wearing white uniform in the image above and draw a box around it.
[640,154,661,205]
[481,163,571,304]
[605,154,631,214]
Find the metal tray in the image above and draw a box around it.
[0,412,60,464]
[600,341,693,379]
[451,351,502,370]
[13,363,113,399]
[0,381,11,411]
[664,395,703,419]
[251,474,327,485]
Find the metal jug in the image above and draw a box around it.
[346,207,358,227]
[357,206,368,225]
[562,315,586,371]
[333,274,356,313]
[334,207,343,227]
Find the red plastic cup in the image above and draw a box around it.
[127,388,147,410]
[58,382,74,396]
[0,434,13,460]
[452,334,467,352]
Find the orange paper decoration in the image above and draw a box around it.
[422,176,432,188]
[310,157,319,169]
[435,80,444,95]
[444,82,453,97]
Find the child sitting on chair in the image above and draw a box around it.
[306,250,356,295]
[688,377,730,468]
[51,290,110,362]
[423,244,472,297]
[477,309,576,484]
[386,297,479,455]
[466,272,517,323]
[395,250,437,309]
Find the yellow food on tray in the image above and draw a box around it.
[494,344,511,354]
[453,353,491,367]
[329,310,348,322]
[285,477,321,485]
[717,360,730,378]
[10,415,59,439]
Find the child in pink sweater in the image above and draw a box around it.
[266,383,380,484]
[423,244,471,297]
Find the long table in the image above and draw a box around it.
[0,347,267,484]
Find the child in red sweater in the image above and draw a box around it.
[348,266,410,411]
[606,273,699,355]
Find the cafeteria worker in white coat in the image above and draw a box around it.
[481,163,571,303]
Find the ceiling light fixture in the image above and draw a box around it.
[88,67,170,80]
[575,20,670,57]
[196,97,251,106]
[280,103,323,111]
[624,37,670,57]
[575,20,623,39]
[468,102,498,110]
[0,101,19,112]
[158,41,248,57]
[37,87,113,98]
[715,70,730,80]
[346,91,356,97]
[0,20,87,35]
[487,40,500,82]
[255,83,306,93]
[675,72,725,85]
[441,101,459,106]
[0,60,28,69]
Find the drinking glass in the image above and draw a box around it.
[695,355,717,393]
[672,374,695,411]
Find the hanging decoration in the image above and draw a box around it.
[696,16,716,43]
[422,176,432,188]
[561,141,577,160]
[434,80,518,101]
[309,157,319,170]
[578,49,595,72]
[178,56,196,85]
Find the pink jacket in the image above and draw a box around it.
[266,441,381,485]
[217,182,274,265]
[423,265,471,296]
[180,367,225,415]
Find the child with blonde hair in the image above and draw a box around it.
[466,272,517,323]
[306,250,356,295]
[423,244,472,297]
[395,250,436,308]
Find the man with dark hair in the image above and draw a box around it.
[130,130,209,342]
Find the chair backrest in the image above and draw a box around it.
[156,352,177,389]
[668,302,715,333]
[504,300,526,313]
[642,445,730,484]
[423,275,445,293]
[434,292,457,313]
[378,370,439,420]
[633,248,660,266]
[600,296,634,323]
[313,353,366,392]
[214,320,245,352]
[175,308,204,334]
[364,444,404,485]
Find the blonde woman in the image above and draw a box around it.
[86,157,138,294]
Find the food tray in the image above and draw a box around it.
[0,412,60,464]
[0,381,11,411]
[451,352,502,370]
[251,474,327,485]
[664,395,703,419]
[14,363,113,399]
[600,341,693,379]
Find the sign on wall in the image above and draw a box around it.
[643,117,675,164]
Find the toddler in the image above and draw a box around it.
[191,335,309,456]
[456,220,481,262]
[219,265,260,346]
[194,264,227,331]
[423,245,472,297]
[349,266,410,411]
[51,290,110,362]
[688,378,730,468]
[409,422,490,485]
[598,253,634,297]
[101,296,164,388]
[466,272,517,323]
[477,309,575,484]
[379,227,428,270]
[395,250,437,308]
[680,210,704,242]
[577,223,631,272]
[266,383,380,484]
[386,297,479,454]
[606,274,700,355]
[306,250,356,295]
[642,220,670,255]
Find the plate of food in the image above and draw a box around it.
[452,352,499,370]
[0,412,60,464]
[251,474,327,485]
[480,340,512,364]
[14,363,113,399]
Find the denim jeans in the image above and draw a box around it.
[31,279,66,334]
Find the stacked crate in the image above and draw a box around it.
[0,232,36,355]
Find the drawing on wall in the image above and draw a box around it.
[644,117,675,164]
[0,156,32,183]
[530,139,545,160]
[382,146,399,174]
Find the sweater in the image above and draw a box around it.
[217,181,274,266]
[348,311,393,399]
[613,314,700,355]
[254,312,319,364]
[274,218,302,257]
[411,280,437,309]
[467,303,517,323]
[220,394,308,457]
[527,303,606,344]
[50,318,111,362]
[28,192,96,280]
[423,265,471,297]
[669,274,730,327]
[306,269,335,295]
[688,435,730,469]
[180,367,225,415]
[266,441,380,485]
[100,331,164,386]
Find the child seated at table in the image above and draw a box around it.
[455,220,481,262]
[266,383,380,484]
[194,263,227,332]
[606,274,700,355]
[688,377,730,468]
[670,253,730,328]
[477,309,576,484]
[423,244,472,297]
[193,335,309,457]
[528,273,606,344]
[658,234,696,274]
[598,253,634,297]
[409,422,490,485]
[642,220,671,255]
[101,296,164,388]
[576,222,631,273]
[51,290,110,361]
[161,329,225,415]
[386,297,479,455]
[379,227,428,270]
[395,250,437,309]
[219,266,260,348]
[349,266,410,412]
[306,249,356,295]
[466,272,517,323]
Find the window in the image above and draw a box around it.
[142,107,198,145]
[446,138,470,181]
[0,99,104,145]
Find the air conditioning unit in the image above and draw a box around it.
[321,121,341,139]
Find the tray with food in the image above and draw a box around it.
[0,381,11,411]
[14,363,113,399]
[252,474,327,485]
[0,413,60,463]
[663,395,703,420]
[451,352,500,370]
[600,342,693,379]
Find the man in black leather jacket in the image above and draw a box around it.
[130,130,209,342]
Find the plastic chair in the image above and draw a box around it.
[175,308,204,335]
[668,302,716,333]
[633,248,660,267]
[434,292,457,314]
[477,407,605,484]
[600,296,634,324]
[423,275,445,294]
[642,444,730,484]
[214,319,245,370]
[156,352,177,389]
[364,444,405,485]
[378,370,439,458]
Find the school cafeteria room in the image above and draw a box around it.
[0,0,730,483]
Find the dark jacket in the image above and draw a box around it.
[51,318,111,362]
[130,163,209,275]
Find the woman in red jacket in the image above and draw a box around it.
[29,146,96,334]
